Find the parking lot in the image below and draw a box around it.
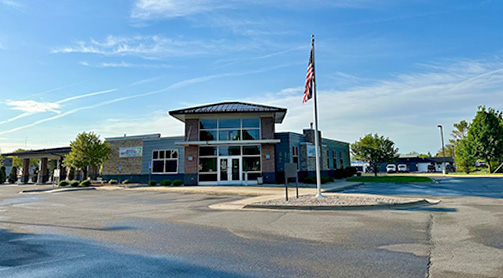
[0,177,502,277]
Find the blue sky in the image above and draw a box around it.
[1,0,502,154]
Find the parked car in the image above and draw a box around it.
[446,164,456,173]
[397,164,408,173]
[386,164,396,173]
[427,164,436,173]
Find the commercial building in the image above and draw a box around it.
[102,101,350,185]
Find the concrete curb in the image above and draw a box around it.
[243,199,437,211]
[322,182,363,192]
[21,187,96,194]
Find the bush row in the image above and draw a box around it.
[59,180,91,187]
[148,179,183,187]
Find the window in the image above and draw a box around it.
[241,145,261,180]
[339,151,344,168]
[292,146,299,169]
[332,150,337,169]
[199,146,218,182]
[199,118,260,141]
[152,150,178,174]
[326,150,330,170]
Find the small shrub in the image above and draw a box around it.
[122,179,130,184]
[172,179,183,186]
[148,180,157,186]
[302,176,316,184]
[302,176,333,184]
[0,166,6,184]
[321,176,334,184]
[79,180,91,187]
[59,180,69,187]
[8,166,17,184]
[70,181,79,187]
[108,179,118,184]
[160,180,172,186]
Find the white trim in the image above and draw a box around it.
[217,156,242,184]
[176,139,280,146]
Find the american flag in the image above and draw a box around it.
[303,45,315,103]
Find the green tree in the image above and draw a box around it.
[467,106,503,173]
[454,139,476,173]
[436,142,455,158]
[451,120,469,141]
[450,120,475,173]
[351,133,399,177]
[64,132,111,180]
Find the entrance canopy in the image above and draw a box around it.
[3,147,71,160]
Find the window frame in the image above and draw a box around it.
[198,118,261,141]
[151,149,179,174]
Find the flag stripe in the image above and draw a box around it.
[303,46,314,103]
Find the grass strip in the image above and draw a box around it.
[347,176,433,183]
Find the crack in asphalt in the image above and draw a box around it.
[425,214,434,278]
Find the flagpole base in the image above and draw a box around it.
[315,193,325,198]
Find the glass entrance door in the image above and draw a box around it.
[218,157,242,183]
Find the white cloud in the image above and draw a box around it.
[0,0,24,10]
[0,64,288,136]
[242,58,503,154]
[79,60,172,68]
[131,0,230,19]
[6,100,61,114]
[53,35,249,59]
[0,89,117,126]
[131,0,384,20]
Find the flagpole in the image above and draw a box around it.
[311,34,323,198]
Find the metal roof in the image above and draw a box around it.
[169,101,287,123]
[2,147,71,158]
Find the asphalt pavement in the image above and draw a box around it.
[0,177,502,277]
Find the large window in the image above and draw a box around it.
[339,151,344,169]
[332,150,337,169]
[199,146,218,182]
[152,150,178,174]
[199,118,260,141]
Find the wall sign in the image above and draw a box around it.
[119,146,143,158]
[307,145,316,157]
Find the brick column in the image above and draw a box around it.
[21,158,30,183]
[38,157,49,183]
[184,145,198,185]
[261,144,276,183]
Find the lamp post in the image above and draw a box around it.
[437,124,446,175]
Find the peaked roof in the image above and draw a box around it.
[169,101,287,123]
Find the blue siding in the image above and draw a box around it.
[142,136,184,175]
[322,138,350,169]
